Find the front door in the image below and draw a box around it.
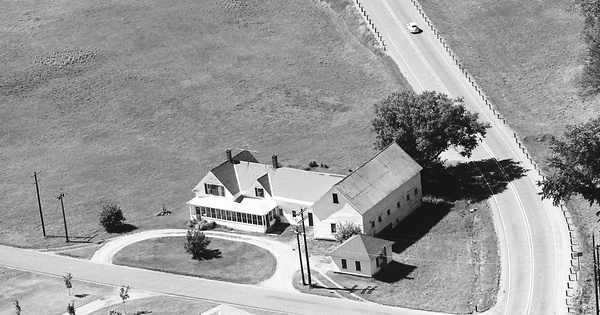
[308,212,313,226]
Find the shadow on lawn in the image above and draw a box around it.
[109,223,138,234]
[378,201,452,254]
[194,249,222,260]
[424,158,526,202]
[373,261,417,283]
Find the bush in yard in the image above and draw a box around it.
[334,222,363,243]
[198,219,217,231]
[99,205,126,232]
[184,228,211,260]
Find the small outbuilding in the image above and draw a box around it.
[328,234,394,277]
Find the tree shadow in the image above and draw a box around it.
[424,158,526,202]
[109,223,138,234]
[194,249,222,261]
[373,261,417,283]
[378,200,452,253]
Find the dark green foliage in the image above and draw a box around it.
[308,160,318,167]
[541,117,600,206]
[576,0,600,94]
[99,205,126,232]
[372,91,490,168]
[67,301,75,315]
[14,300,21,315]
[184,229,212,260]
[334,222,363,243]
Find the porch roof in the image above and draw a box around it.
[187,196,276,216]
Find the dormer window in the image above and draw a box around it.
[205,183,225,196]
[255,187,264,197]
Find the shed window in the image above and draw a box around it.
[387,209,391,216]
[376,257,380,268]
[292,210,297,217]
[406,194,410,201]
[415,188,419,195]
[332,193,339,204]
[378,215,382,223]
[331,223,337,234]
[341,259,347,269]
[397,202,400,208]
[371,221,375,228]
[355,261,361,271]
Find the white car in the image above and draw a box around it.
[407,22,420,34]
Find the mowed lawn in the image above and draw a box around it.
[0,0,409,248]
[416,0,597,312]
[300,200,499,313]
[0,267,113,315]
[113,237,277,284]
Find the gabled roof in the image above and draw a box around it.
[328,234,394,261]
[257,174,272,196]
[209,151,261,196]
[211,162,239,196]
[334,143,422,213]
[267,167,344,203]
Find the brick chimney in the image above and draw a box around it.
[272,155,278,169]
[226,149,233,163]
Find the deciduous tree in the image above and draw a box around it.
[99,205,126,232]
[334,222,362,243]
[184,229,211,260]
[541,117,600,206]
[372,91,490,168]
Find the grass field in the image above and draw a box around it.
[113,236,276,284]
[0,0,409,249]
[297,199,499,313]
[416,0,598,312]
[0,267,113,315]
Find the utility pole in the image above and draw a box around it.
[292,226,306,285]
[32,171,46,237]
[299,207,312,288]
[57,193,69,242]
[594,234,599,315]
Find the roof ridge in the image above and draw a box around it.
[334,142,396,189]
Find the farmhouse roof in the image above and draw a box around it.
[328,234,394,261]
[266,167,344,203]
[334,143,422,213]
[210,150,263,196]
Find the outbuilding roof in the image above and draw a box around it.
[328,234,394,261]
[334,143,422,213]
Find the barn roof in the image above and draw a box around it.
[328,234,394,260]
[334,143,422,213]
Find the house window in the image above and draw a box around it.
[201,207,207,216]
[292,210,297,217]
[205,183,225,196]
[332,193,339,204]
[406,194,410,201]
[255,187,264,197]
[387,209,391,216]
[195,207,201,215]
[376,257,380,268]
[341,259,347,269]
[378,215,382,223]
[258,216,263,225]
[415,188,419,195]
[331,223,337,234]
[371,221,375,228]
[397,202,400,208]
[355,261,361,271]
[237,212,242,222]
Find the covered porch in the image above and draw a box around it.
[187,196,279,233]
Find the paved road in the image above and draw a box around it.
[360,0,571,314]
[0,245,439,315]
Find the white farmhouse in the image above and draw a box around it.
[187,143,422,238]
